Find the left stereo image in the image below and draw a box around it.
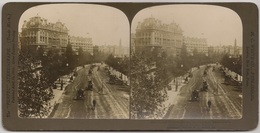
[18,4,130,119]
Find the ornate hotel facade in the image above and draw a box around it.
[133,17,208,56]
[134,17,184,55]
[20,15,93,54]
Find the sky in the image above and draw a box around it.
[19,4,130,47]
[132,5,242,46]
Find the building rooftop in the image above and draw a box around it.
[136,17,183,33]
[22,15,69,33]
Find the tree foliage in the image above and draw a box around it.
[105,54,130,76]
[130,45,226,118]
[131,48,169,119]
[18,46,53,118]
[220,54,242,75]
[19,42,108,117]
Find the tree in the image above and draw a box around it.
[35,46,45,60]
[65,44,75,70]
[41,49,64,84]
[18,48,53,118]
[220,54,242,75]
[177,44,190,74]
[77,47,85,66]
[130,50,168,119]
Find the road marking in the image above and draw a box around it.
[181,108,186,119]
[65,104,72,118]
[209,68,227,94]
[94,67,128,118]
[208,67,241,118]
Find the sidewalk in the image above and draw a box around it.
[160,78,186,119]
[45,73,74,118]
[145,76,187,119]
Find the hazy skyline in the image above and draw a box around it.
[132,5,242,46]
[19,4,130,47]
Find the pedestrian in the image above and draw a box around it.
[92,99,96,110]
[61,80,63,90]
[207,100,212,111]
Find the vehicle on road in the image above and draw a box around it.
[109,75,123,85]
[73,71,78,77]
[201,81,208,91]
[203,70,207,76]
[191,90,199,101]
[86,80,93,91]
[88,69,93,75]
[188,72,193,78]
[75,89,84,100]
[70,76,74,82]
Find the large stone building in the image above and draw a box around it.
[134,17,183,55]
[183,37,208,55]
[69,36,93,55]
[20,15,69,52]
[20,15,93,54]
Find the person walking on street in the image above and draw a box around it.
[92,99,96,110]
[61,80,63,90]
[207,100,212,111]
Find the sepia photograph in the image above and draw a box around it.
[18,4,130,119]
[1,1,259,131]
[130,5,242,119]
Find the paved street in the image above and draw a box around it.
[50,64,129,119]
[164,65,242,119]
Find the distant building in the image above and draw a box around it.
[98,39,129,57]
[233,39,242,57]
[207,39,242,57]
[131,33,136,54]
[20,15,69,52]
[183,37,208,55]
[69,36,93,55]
[134,17,184,56]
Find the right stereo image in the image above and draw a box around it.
[130,5,242,119]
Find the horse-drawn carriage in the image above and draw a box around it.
[75,89,84,100]
[201,81,208,91]
[86,80,93,91]
[88,69,93,75]
[191,90,199,101]
[203,70,207,76]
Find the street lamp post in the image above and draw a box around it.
[180,64,184,82]
[176,64,184,92]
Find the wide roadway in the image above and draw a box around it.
[51,64,129,119]
[164,65,242,119]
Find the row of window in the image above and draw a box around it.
[185,42,207,45]
[70,40,92,43]
[138,31,182,38]
[71,43,92,46]
[73,46,93,48]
